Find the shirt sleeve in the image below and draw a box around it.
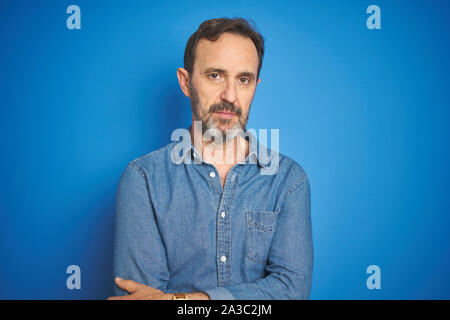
[113,162,170,296]
[203,177,313,300]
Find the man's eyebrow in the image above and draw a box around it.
[237,71,256,80]
[203,68,227,74]
[203,68,256,80]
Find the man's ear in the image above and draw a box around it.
[257,78,261,85]
[177,67,191,98]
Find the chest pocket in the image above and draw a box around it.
[245,210,279,264]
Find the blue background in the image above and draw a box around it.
[1,0,449,299]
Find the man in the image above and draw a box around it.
[108,17,313,300]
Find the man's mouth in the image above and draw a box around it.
[214,111,236,119]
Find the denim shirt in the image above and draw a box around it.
[113,129,313,299]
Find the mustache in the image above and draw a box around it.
[209,102,242,116]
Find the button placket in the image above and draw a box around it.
[215,165,246,287]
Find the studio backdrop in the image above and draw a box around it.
[0,0,449,299]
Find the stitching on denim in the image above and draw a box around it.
[247,211,279,232]
[284,177,307,200]
[128,160,147,180]
[248,220,274,233]
[276,176,309,215]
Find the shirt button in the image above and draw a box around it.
[220,255,227,263]
[209,171,216,178]
[220,211,226,219]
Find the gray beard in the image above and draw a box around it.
[204,116,244,145]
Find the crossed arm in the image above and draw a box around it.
[107,277,210,300]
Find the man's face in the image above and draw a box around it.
[189,32,260,142]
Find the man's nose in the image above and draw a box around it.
[220,79,238,104]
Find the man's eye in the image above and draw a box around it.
[209,73,219,79]
[240,78,250,84]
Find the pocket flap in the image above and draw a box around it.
[247,211,279,232]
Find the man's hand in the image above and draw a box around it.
[107,277,173,300]
[107,277,210,300]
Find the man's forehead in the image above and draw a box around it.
[194,33,258,73]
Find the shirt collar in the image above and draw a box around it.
[173,125,273,168]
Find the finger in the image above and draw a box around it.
[149,293,173,300]
[107,294,135,300]
[115,277,142,294]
